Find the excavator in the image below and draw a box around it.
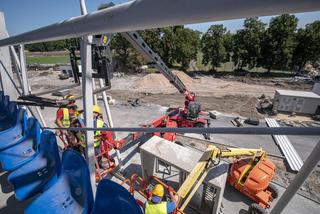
[123,145,278,214]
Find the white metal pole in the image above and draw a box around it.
[92,78,97,105]
[98,78,123,171]
[79,0,96,194]
[19,45,29,95]
[270,140,320,214]
[9,46,23,87]
[18,45,47,127]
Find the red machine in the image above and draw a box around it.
[57,130,142,181]
[148,90,210,142]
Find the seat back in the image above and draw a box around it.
[91,179,143,214]
[39,130,61,176]
[7,102,18,120]
[1,95,10,111]
[0,91,4,107]
[62,149,94,213]
[25,118,41,150]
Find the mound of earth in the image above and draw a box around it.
[133,70,196,90]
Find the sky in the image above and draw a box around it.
[1,0,320,36]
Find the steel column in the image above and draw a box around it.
[270,140,320,214]
[18,45,47,127]
[79,0,96,194]
[19,45,29,95]
[92,78,97,105]
[98,78,123,171]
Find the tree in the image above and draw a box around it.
[172,27,200,70]
[292,21,320,71]
[232,18,266,70]
[201,25,227,70]
[260,14,298,72]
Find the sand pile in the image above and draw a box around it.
[133,70,195,91]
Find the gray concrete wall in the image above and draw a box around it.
[0,12,19,99]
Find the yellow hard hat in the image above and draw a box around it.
[66,95,76,102]
[152,184,164,197]
[93,105,101,114]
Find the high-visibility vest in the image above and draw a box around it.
[79,119,104,148]
[145,201,167,214]
[61,108,70,128]
[94,119,104,148]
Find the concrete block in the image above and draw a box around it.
[140,136,203,179]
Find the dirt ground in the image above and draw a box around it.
[25,69,315,119]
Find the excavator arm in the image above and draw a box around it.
[121,31,193,97]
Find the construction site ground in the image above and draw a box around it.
[1,70,319,213]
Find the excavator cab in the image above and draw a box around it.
[187,101,201,119]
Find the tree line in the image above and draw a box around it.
[202,15,320,73]
[25,14,320,73]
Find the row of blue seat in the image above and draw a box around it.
[0,92,142,214]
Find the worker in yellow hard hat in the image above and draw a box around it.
[78,105,106,166]
[145,184,179,214]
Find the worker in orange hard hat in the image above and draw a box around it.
[145,184,179,214]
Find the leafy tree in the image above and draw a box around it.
[260,14,298,72]
[110,33,131,66]
[172,27,200,70]
[201,25,227,70]
[292,20,320,71]
[232,18,265,70]
[223,31,234,62]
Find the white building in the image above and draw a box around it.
[273,89,320,115]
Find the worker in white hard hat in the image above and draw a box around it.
[145,184,179,214]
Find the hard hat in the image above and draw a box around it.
[66,95,76,102]
[152,184,164,197]
[93,105,101,114]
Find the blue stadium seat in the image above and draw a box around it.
[91,179,143,214]
[0,103,27,151]
[0,98,16,129]
[25,149,94,214]
[0,117,40,171]
[8,130,61,201]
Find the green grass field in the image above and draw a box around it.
[26,56,69,65]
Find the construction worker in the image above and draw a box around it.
[145,184,179,214]
[55,95,79,145]
[78,105,106,166]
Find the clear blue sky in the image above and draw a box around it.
[1,0,320,36]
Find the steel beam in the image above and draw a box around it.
[270,140,320,214]
[18,45,47,127]
[19,45,30,95]
[92,78,97,105]
[79,0,96,195]
[1,0,320,46]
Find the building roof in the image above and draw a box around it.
[276,89,320,99]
